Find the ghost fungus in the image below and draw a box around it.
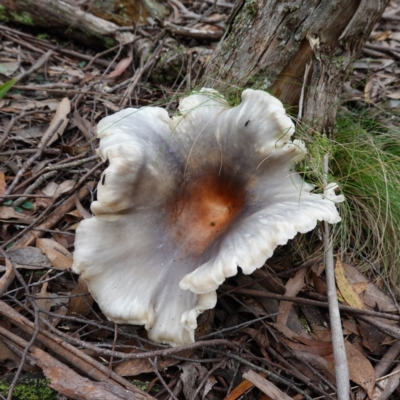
[72,89,342,346]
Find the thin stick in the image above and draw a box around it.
[323,153,350,400]
[7,269,41,400]
[150,357,179,400]
[0,117,17,149]
[4,118,64,195]
[297,62,311,121]
[15,50,53,83]
[223,351,313,400]
[0,250,15,297]
[191,358,227,400]
[219,285,400,321]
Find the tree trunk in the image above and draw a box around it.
[203,0,389,134]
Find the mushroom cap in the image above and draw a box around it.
[72,89,341,346]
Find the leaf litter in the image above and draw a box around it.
[0,0,400,399]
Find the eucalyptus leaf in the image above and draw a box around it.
[0,78,17,99]
[22,201,34,210]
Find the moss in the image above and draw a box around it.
[243,0,258,17]
[37,33,51,40]
[247,72,273,91]
[223,88,243,107]
[331,55,348,71]
[151,44,187,85]
[0,379,57,400]
[10,11,34,26]
[103,37,116,48]
[0,5,9,22]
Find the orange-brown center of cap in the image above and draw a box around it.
[169,173,245,256]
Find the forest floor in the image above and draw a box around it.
[1,0,400,399]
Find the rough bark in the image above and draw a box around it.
[203,0,389,134]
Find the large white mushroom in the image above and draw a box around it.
[72,89,342,346]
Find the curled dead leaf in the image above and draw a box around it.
[0,172,6,195]
[36,238,73,270]
[345,340,375,398]
[67,278,93,317]
[105,56,133,78]
[335,259,364,309]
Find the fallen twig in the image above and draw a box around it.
[0,250,15,297]
[4,118,65,196]
[0,326,137,400]
[159,20,224,40]
[219,285,400,321]
[0,300,154,399]
[2,183,93,249]
[323,154,349,400]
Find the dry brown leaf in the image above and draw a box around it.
[277,268,307,325]
[294,350,337,385]
[364,76,375,103]
[75,196,92,219]
[225,373,266,400]
[73,109,92,140]
[40,97,71,147]
[0,340,17,363]
[99,98,121,112]
[335,259,364,309]
[0,206,34,223]
[357,319,385,352]
[372,367,400,400]
[345,340,375,398]
[272,322,310,341]
[243,370,292,400]
[49,305,68,328]
[353,59,394,70]
[342,319,360,336]
[312,271,327,295]
[67,278,93,317]
[311,329,332,342]
[1,247,52,272]
[387,91,400,99]
[0,60,20,76]
[105,55,133,78]
[59,144,91,155]
[67,222,81,231]
[114,347,194,376]
[36,281,51,327]
[342,263,397,313]
[374,30,392,41]
[242,328,269,348]
[1,99,60,112]
[36,238,73,270]
[42,180,75,198]
[34,190,52,209]
[14,125,48,139]
[282,338,333,356]
[242,327,270,359]
[52,230,69,248]
[353,281,368,294]
[0,172,6,195]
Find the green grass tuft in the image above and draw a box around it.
[297,111,400,283]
